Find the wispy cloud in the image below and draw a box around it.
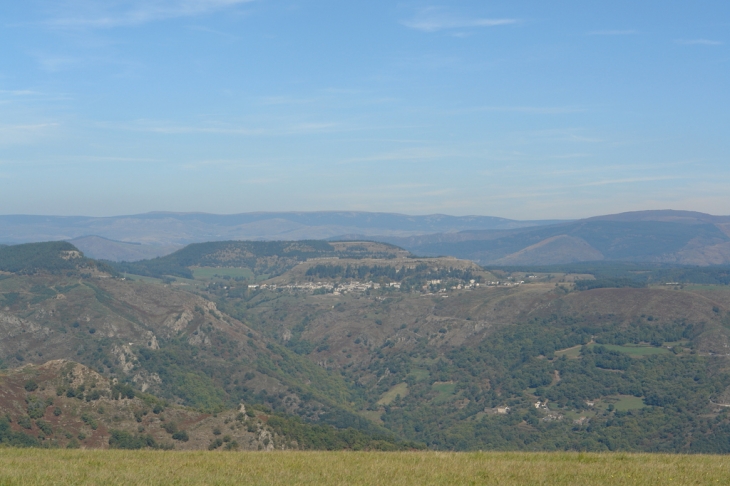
[109,119,340,136]
[675,39,724,46]
[341,147,458,164]
[0,90,43,96]
[402,7,518,33]
[45,0,254,28]
[572,176,681,188]
[0,123,60,145]
[34,55,82,72]
[187,25,240,40]
[587,30,638,36]
[181,159,269,170]
[458,106,585,115]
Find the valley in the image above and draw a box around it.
[2,240,730,452]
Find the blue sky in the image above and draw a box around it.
[1,1,728,218]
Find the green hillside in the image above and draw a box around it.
[386,214,730,266]
[110,240,407,280]
[0,360,413,451]
[4,242,730,452]
[0,241,115,276]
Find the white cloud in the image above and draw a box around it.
[459,106,585,115]
[587,30,638,36]
[402,7,517,33]
[572,176,681,188]
[675,39,723,46]
[0,123,60,145]
[35,55,81,72]
[45,0,254,28]
[341,147,458,164]
[108,119,340,136]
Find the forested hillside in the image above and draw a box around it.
[3,241,730,451]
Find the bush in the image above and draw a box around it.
[111,383,136,400]
[172,430,189,442]
[35,420,53,436]
[0,417,40,448]
[24,380,38,392]
[18,416,32,430]
[109,430,157,450]
[81,413,98,430]
[27,399,46,419]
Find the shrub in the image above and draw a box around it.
[109,430,157,450]
[24,380,38,392]
[81,413,98,430]
[172,430,189,442]
[27,399,46,419]
[18,416,32,430]
[111,383,135,400]
[35,420,53,436]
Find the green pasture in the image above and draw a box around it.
[377,382,409,405]
[589,344,670,356]
[191,267,254,280]
[432,382,457,404]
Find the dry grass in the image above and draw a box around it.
[1,450,730,485]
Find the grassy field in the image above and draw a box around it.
[589,344,670,356]
[192,267,254,280]
[556,344,670,358]
[1,450,730,485]
[377,382,409,405]
[555,345,582,358]
[431,382,457,404]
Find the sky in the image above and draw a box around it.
[0,1,728,219]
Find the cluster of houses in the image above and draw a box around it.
[485,280,524,287]
[248,281,381,294]
[243,277,519,296]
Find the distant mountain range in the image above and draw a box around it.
[0,212,563,261]
[380,210,730,266]
[2,210,730,266]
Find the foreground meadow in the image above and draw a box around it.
[1,450,730,485]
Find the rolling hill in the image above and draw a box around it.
[382,210,730,266]
[4,240,730,452]
[0,212,563,261]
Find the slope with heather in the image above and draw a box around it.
[4,241,730,452]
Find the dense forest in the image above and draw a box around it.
[0,242,114,276]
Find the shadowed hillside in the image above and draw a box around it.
[382,210,730,266]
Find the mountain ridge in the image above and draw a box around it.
[378,210,730,266]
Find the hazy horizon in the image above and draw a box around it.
[1,1,728,219]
